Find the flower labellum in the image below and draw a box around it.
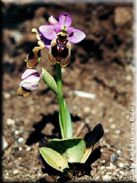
[48,32,71,67]
[17,69,41,97]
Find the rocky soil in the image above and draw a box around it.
[2,2,135,182]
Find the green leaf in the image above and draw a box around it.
[48,138,86,163]
[39,147,69,172]
[80,147,93,163]
[42,68,61,98]
[59,110,65,138]
[59,99,73,138]
[64,101,73,137]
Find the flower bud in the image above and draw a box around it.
[20,69,41,90]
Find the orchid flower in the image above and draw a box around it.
[17,69,41,97]
[39,12,86,49]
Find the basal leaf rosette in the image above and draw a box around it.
[39,124,104,178]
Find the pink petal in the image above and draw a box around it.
[54,24,62,33]
[21,83,38,91]
[39,25,57,40]
[68,28,86,44]
[22,69,39,79]
[59,13,72,28]
[24,75,40,83]
[48,15,58,25]
[20,75,40,90]
[67,27,74,35]
[21,83,38,90]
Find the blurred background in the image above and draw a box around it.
[2,2,134,182]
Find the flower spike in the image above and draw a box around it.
[26,13,86,67]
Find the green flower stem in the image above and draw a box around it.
[56,63,73,138]
[56,63,63,94]
[56,63,66,138]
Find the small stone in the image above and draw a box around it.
[100,166,105,170]
[10,31,23,43]
[30,106,34,112]
[117,150,122,157]
[62,68,66,73]
[38,173,41,176]
[106,166,112,170]
[100,148,104,152]
[84,106,90,113]
[105,129,109,133]
[119,162,124,168]
[119,171,124,175]
[19,147,22,151]
[91,110,96,114]
[110,153,117,163]
[115,130,121,134]
[115,168,120,172]
[108,118,113,123]
[15,130,19,135]
[13,169,19,175]
[100,160,106,165]
[109,162,116,169]
[7,118,15,125]
[102,175,111,181]
[95,176,100,180]
[26,146,31,151]
[4,92,11,99]
[126,75,132,81]
[73,90,96,99]
[114,7,132,26]
[113,172,117,176]
[17,137,24,143]
[110,124,116,129]
[85,118,90,124]
[2,136,8,149]
[6,172,9,175]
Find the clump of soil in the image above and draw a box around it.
[2,2,134,182]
